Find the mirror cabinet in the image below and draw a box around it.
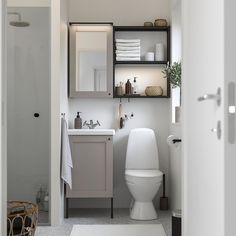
[69,23,113,98]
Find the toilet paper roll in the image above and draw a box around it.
[167,135,181,148]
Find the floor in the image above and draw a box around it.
[36,209,172,236]
[38,210,49,224]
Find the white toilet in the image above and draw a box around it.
[125,128,163,220]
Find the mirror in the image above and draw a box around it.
[69,24,113,98]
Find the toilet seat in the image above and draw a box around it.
[125,170,163,183]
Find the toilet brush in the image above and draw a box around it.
[160,174,169,210]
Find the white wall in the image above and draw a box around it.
[171,0,181,122]
[7,7,50,204]
[66,0,171,209]
[169,0,182,210]
[69,0,170,26]
[60,0,69,219]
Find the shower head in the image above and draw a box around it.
[8,12,30,27]
[9,21,30,27]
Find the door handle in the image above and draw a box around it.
[211,120,221,140]
[198,88,221,106]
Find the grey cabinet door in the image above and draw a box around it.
[66,135,113,198]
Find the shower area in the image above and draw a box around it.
[7,6,51,224]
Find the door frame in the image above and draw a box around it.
[0,0,7,234]
[50,0,61,225]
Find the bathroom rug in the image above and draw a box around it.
[70,224,166,236]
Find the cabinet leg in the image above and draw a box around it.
[65,198,69,218]
[111,198,113,219]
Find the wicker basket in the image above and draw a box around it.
[154,19,168,27]
[145,86,163,96]
[7,201,38,236]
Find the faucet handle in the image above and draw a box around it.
[83,121,87,126]
[97,120,101,126]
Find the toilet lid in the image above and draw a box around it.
[125,169,163,178]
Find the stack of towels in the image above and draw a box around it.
[116,39,141,61]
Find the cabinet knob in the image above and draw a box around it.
[108,138,111,141]
[108,93,111,96]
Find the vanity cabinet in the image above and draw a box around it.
[65,134,113,218]
[113,26,171,98]
[69,23,113,98]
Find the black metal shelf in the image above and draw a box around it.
[114,26,170,32]
[113,26,171,99]
[114,95,170,99]
[115,60,168,65]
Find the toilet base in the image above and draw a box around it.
[130,201,157,220]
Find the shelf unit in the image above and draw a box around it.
[113,26,171,98]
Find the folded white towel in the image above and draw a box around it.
[116,50,140,54]
[116,39,141,43]
[116,56,140,61]
[61,118,73,189]
[116,46,141,51]
[116,42,140,47]
[116,53,140,57]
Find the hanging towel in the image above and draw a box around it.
[61,117,73,189]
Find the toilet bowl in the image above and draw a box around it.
[125,128,163,220]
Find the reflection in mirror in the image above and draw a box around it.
[76,30,107,92]
[69,24,113,98]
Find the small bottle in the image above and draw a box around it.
[133,77,138,94]
[125,79,132,95]
[74,112,82,129]
[43,192,49,212]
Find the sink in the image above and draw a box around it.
[68,129,115,136]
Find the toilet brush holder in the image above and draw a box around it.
[160,174,169,210]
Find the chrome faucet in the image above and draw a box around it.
[83,120,101,129]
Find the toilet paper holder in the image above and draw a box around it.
[173,139,182,144]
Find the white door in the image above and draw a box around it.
[182,0,236,235]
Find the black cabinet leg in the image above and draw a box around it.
[111,198,113,219]
[65,198,69,218]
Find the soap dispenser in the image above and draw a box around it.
[125,79,132,95]
[133,77,138,94]
[74,112,82,129]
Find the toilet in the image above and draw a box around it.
[125,128,163,220]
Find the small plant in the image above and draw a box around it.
[162,62,181,88]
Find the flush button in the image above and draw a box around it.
[34,113,40,118]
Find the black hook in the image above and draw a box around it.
[173,139,182,144]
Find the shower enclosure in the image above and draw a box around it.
[7,6,51,224]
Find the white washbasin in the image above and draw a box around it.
[68,129,115,136]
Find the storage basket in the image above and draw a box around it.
[7,201,38,236]
[154,19,168,27]
[145,86,163,96]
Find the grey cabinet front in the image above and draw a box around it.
[66,135,113,198]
